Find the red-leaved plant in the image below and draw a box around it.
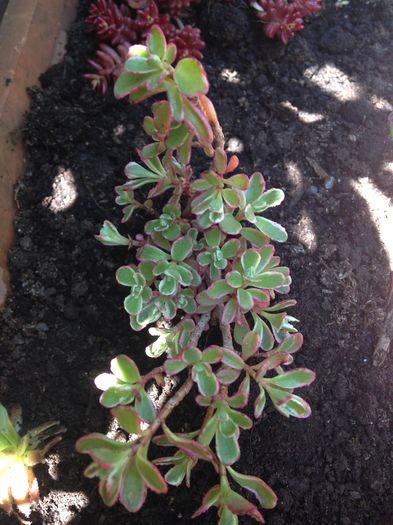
[77,26,315,523]
[250,0,321,44]
[85,0,204,94]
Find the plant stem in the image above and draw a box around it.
[141,313,211,444]
[218,306,234,351]
[141,366,165,385]
[217,305,259,380]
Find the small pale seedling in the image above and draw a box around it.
[0,403,65,518]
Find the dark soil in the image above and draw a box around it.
[1,0,393,524]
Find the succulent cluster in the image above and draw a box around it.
[85,0,204,94]
[77,27,315,524]
[0,404,64,518]
[250,0,321,44]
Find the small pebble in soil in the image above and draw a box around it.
[35,322,49,332]
[324,176,335,190]
[226,137,244,153]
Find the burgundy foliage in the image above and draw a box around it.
[253,0,321,45]
[85,0,205,94]
[155,0,201,17]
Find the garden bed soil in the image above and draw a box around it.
[1,0,393,523]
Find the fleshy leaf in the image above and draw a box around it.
[135,389,155,423]
[120,460,146,512]
[254,217,288,242]
[147,26,166,59]
[162,424,214,462]
[266,369,316,389]
[112,407,141,435]
[135,450,167,493]
[111,355,140,384]
[227,467,277,509]
[174,58,209,96]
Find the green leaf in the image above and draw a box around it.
[219,507,238,525]
[114,72,151,98]
[96,221,129,247]
[267,369,315,389]
[202,346,223,364]
[216,367,241,385]
[183,347,202,365]
[167,85,184,121]
[125,161,162,182]
[221,298,238,325]
[152,101,171,136]
[252,314,275,351]
[165,359,188,375]
[99,473,122,506]
[251,271,286,289]
[241,249,261,272]
[193,364,219,397]
[76,433,129,454]
[214,147,227,175]
[171,236,193,261]
[112,407,141,435]
[237,288,254,311]
[205,228,222,247]
[125,56,161,74]
[240,228,268,247]
[141,142,164,159]
[228,376,250,408]
[165,42,177,64]
[254,217,288,242]
[162,424,214,462]
[166,124,189,149]
[272,393,311,418]
[207,280,233,299]
[120,460,146,512]
[100,385,134,408]
[135,449,167,493]
[245,172,265,203]
[128,44,149,58]
[221,239,239,259]
[174,58,209,96]
[124,294,143,315]
[274,333,303,354]
[227,467,277,509]
[158,276,177,296]
[225,271,242,289]
[234,318,250,345]
[116,266,137,286]
[222,348,244,370]
[253,188,285,212]
[183,98,213,146]
[0,405,19,446]
[198,252,212,266]
[216,428,240,465]
[135,389,156,422]
[165,460,188,486]
[192,484,221,518]
[227,409,252,430]
[219,418,237,438]
[220,214,242,235]
[225,174,249,190]
[241,332,260,360]
[254,387,266,418]
[147,26,167,59]
[140,244,169,262]
[111,355,140,384]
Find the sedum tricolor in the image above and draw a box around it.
[77,26,315,524]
